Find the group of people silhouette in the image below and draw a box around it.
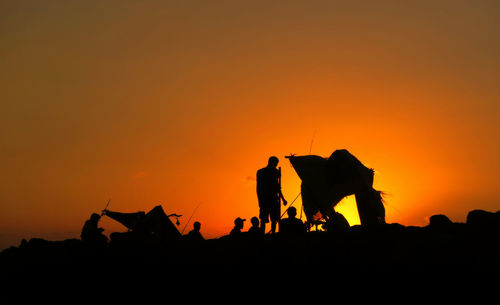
[196,155,306,239]
[227,206,305,238]
[81,156,303,245]
[191,155,307,239]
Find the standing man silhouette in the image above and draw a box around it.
[257,156,287,234]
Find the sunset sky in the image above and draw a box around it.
[1,1,500,249]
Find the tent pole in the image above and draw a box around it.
[280,191,302,219]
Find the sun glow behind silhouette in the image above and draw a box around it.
[1,1,500,249]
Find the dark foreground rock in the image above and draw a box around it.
[2,212,500,299]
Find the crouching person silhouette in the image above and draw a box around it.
[279,207,305,236]
[230,217,246,237]
[186,221,205,242]
[81,213,108,246]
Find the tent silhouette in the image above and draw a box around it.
[103,205,181,241]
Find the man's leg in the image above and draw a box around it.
[260,220,266,233]
[271,220,277,234]
[270,204,280,233]
[260,207,269,233]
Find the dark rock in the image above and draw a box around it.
[466,210,500,228]
[428,214,453,229]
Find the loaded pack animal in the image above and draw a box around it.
[286,149,385,230]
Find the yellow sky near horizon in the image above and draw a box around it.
[1,1,500,249]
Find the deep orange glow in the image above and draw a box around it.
[1,1,500,249]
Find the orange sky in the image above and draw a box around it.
[1,1,500,249]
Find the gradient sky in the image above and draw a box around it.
[1,1,500,249]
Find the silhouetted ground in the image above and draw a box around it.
[2,210,500,300]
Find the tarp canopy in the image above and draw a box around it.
[103,211,146,231]
[287,149,385,226]
[103,205,181,240]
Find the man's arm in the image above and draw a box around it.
[279,189,287,206]
[277,167,287,206]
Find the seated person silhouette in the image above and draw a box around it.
[279,207,305,236]
[230,217,246,237]
[247,216,264,238]
[186,221,204,241]
[81,213,108,245]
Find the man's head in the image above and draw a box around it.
[90,213,101,222]
[268,156,279,168]
[193,221,201,231]
[250,216,260,227]
[234,217,246,229]
[287,207,297,219]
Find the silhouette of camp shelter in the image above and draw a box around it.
[102,205,181,241]
[286,149,385,228]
